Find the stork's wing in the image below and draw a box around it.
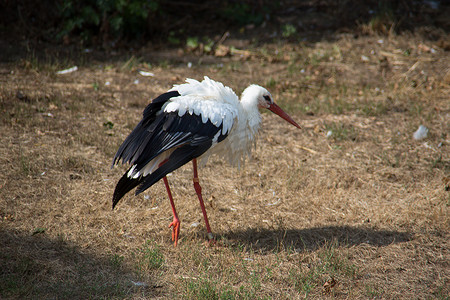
[112,90,180,167]
[112,93,231,207]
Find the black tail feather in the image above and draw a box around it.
[112,170,143,209]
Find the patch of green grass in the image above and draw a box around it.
[318,243,358,278]
[290,268,316,296]
[179,243,213,272]
[182,277,219,300]
[19,147,31,175]
[325,122,359,142]
[177,242,276,299]
[290,242,358,297]
[365,283,384,299]
[181,276,267,300]
[109,253,124,269]
[302,95,354,116]
[358,101,388,116]
[133,240,164,275]
[249,269,262,294]
[265,77,277,89]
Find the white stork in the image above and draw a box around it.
[112,76,300,246]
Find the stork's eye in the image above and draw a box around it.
[263,95,271,102]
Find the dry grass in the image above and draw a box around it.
[1,31,449,299]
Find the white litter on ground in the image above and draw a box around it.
[413,125,428,140]
[56,66,78,74]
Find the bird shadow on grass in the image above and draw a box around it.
[220,225,412,253]
[0,229,160,299]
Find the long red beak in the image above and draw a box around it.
[268,103,301,129]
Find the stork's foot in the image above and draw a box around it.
[204,232,219,247]
[168,217,180,246]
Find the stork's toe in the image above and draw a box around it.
[168,217,180,246]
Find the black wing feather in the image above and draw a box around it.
[112,169,143,209]
[112,91,180,167]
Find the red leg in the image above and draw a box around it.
[160,161,180,246]
[192,159,214,241]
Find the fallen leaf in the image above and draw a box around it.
[323,277,337,294]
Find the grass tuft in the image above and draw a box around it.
[325,122,359,142]
[181,276,267,300]
[290,242,358,297]
[133,240,165,274]
[365,283,384,299]
[109,253,124,269]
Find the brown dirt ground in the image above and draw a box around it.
[1,25,449,299]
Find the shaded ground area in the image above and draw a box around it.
[1,1,449,299]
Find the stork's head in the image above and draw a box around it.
[242,84,301,129]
